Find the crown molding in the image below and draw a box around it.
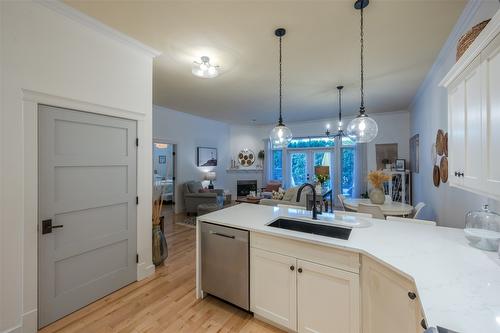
[37,0,161,58]
[409,0,483,108]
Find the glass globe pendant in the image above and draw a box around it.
[270,28,293,148]
[347,0,378,143]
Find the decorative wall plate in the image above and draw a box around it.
[436,129,445,156]
[238,149,255,167]
[444,132,448,157]
[440,156,448,183]
[433,165,441,187]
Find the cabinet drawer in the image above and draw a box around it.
[251,232,360,274]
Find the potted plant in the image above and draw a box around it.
[367,170,391,204]
[152,195,168,266]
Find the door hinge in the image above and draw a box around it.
[172,151,176,156]
[136,138,139,147]
[136,253,139,263]
[136,196,139,205]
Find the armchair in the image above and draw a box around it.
[183,181,223,214]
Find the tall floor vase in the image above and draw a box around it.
[152,225,168,266]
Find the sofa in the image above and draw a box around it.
[183,181,224,214]
[259,186,311,208]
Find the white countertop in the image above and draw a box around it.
[197,204,500,333]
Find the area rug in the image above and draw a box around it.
[177,216,196,228]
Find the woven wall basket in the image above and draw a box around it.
[456,19,491,61]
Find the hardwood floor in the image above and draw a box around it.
[39,206,283,333]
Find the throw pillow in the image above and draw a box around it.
[272,188,285,200]
[264,182,281,192]
[198,188,212,193]
[282,187,297,202]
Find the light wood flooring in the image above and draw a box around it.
[39,205,283,333]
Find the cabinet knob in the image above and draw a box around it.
[454,171,459,177]
[290,265,295,271]
[459,172,464,177]
[298,268,303,273]
[408,291,417,300]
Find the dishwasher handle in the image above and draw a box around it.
[209,230,236,239]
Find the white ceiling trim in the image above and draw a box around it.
[37,0,161,58]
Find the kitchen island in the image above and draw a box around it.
[196,204,500,333]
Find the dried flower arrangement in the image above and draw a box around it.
[367,170,391,189]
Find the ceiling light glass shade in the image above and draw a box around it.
[192,56,219,78]
[346,114,378,143]
[270,124,293,148]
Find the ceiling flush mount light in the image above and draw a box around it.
[347,0,378,143]
[192,56,219,78]
[270,28,293,148]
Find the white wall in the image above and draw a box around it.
[153,105,231,213]
[410,0,500,228]
[0,2,157,332]
[229,111,410,174]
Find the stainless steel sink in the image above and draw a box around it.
[267,218,352,240]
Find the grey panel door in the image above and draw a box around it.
[38,105,137,328]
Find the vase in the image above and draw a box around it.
[152,224,168,266]
[369,187,385,204]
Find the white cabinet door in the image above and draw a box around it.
[448,81,466,187]
[362,257,422,333]
[250,248,297,330]
[463,58,483,190]
[297,260,360,333]
[481,33,500,197]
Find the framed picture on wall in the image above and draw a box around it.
[395,159,406,171]
[197,147,217,167]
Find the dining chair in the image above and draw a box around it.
[358,203,385,220]
[412,202,426,219]
[337,194,346,211]
[334,210,372,218]
[386,216,436,226]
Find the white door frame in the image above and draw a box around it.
[21,90,154,331]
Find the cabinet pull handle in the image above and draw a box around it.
[298,268,303,273]
[290,265,295,271]
[408,291,417,300]
[209,231,235,239]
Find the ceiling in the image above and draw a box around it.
[65,0,466,125]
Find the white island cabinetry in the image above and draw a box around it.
[250,232,360,333]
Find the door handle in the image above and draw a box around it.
[209,231,235,239]
[42,219,63,234]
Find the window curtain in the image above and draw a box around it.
[353,143,367,198]
[263,139,272,185]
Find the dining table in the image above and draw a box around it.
[343,198,414,217]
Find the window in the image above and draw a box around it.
[269,136,355,199]
[271,149,283,181]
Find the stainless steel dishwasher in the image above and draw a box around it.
[201,222,249,310]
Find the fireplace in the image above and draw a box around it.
[237,180,257,197]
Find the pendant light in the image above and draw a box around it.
[269,28,293,148]
[327,85,348,138]
[347,0,378,143]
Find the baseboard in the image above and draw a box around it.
[137,262,155,280]
[22,309,37,333]
[1,325,22,333]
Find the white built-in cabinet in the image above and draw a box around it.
[441,13,500,199]
[250,233,360,333]
[361,256,424,333]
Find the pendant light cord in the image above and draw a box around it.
[338,87,342,125]
[360,6,366,115]
[279,35,284,125]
